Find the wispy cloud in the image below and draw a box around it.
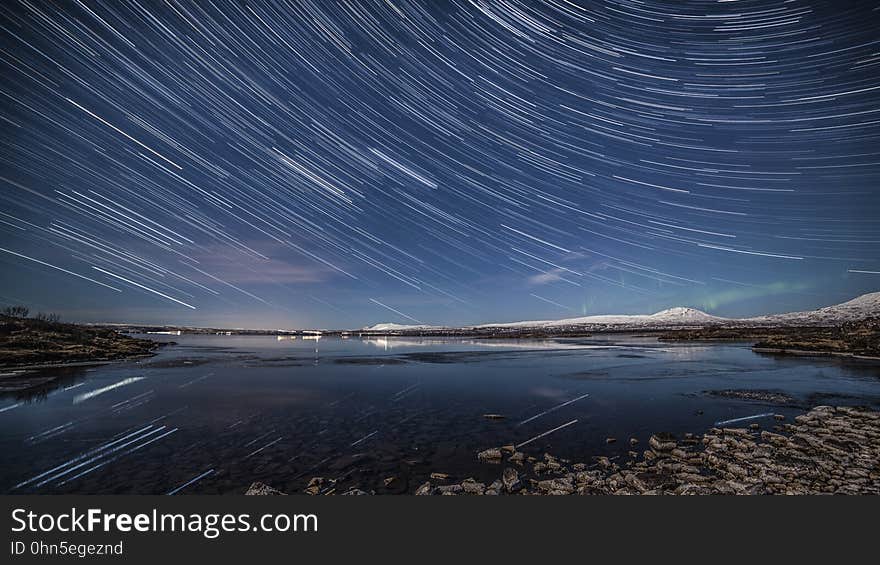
[187,245,331,286]
[528,268,566,285]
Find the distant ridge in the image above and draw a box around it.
[364,291,880,332]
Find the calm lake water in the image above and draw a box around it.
[2,334,879,494]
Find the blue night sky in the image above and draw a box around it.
[1,1,878,329]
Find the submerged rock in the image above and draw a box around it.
[705,389,796,404]
[342,488,370,496]
[305,476,333,495]
[649,433,677,452]
[244,482,286,495]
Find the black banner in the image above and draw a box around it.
[0,495,873,563]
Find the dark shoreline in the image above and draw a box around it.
[659,319,880,360]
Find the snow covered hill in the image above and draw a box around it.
[472,306,724,329]
[745,291,880,326]
[363,292,879,332]
[649,307,725,324]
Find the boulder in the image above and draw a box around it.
[461,478,485,495]
[502,467,521,492]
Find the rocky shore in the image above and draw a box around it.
[248,405,879,495]
[414,405,880,495]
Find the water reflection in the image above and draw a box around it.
[0,366,90,402]
[1,334,878,494]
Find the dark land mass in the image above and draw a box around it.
[660,318,880,359]
[248,405,880,495]
[0,315,162,392]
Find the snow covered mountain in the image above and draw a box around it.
[473,306,724,329]
[363,292,879,332]
[744,291,880,326]
[366,306,725,331]
[649,307,724,324]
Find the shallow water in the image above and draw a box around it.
[1,334,879,494]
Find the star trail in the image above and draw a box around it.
[0,0,878,328]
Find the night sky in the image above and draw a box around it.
[1,1,879,329]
